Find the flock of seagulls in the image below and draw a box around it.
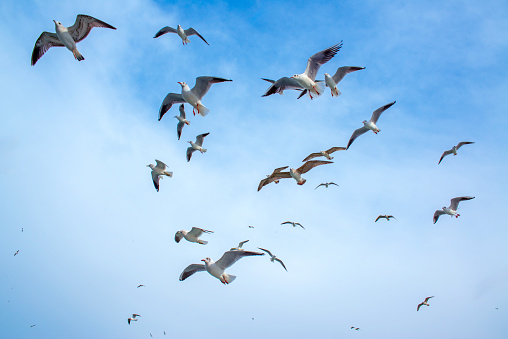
[27,12,481,335]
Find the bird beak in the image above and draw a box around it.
[177,82,183,85]
[53,20,56,23]
[201,259,206,262]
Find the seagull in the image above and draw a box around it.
[375,215,396,222]
[136,284,144,288]
[175,104,190,140]
[351,327,360,331]
[288,160,333,185]
[187,133,209,162]
[248,226,254,228]
[14,250,19,256]
[21,228,23,232]
[433,196,475,224]
[127,314,141,324]
[258,247,287,271]
[417,296,434,311]
[31,15,116,66]
[257,166,290,191]
[438,142,475,164]
[154,25,209,45]
[30,325,36,328]
[175,227,213,245]
[291,42,343,99]
[315,182,339,190]
[302,147,346,162]
[346,101,396,149]
[179,250,264,284]
[261,77,306,97]
[147,160,173,192]
[231,240,249,251]
[324,66,365,97]
[281,221,305,229]
[158,76,232,120]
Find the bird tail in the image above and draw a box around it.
[197,103,209,117]
[310,82,325,97]
[165,171,173,178]
[185,37,191,44]
[201,148,207,153]
[198,240,208,245]
[331,88,342,97]
[225,274,236,284]
[73,49,84,61]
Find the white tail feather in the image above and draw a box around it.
[309,82,325,97]
[165,171,173,177]
[197,103,209,117]
[201,148,207,153]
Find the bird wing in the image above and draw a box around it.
[155,160,167,171]
[326,146,347,154]
[331,66,365,84]
[297,160,333,174]
[159,93,185,121]
[153,26,177,38]
[261,77,304,96]
[424,296,434,302]
[195,132,210,146]
[68,15,116,43]
[281,221,293,225]
[433,210,446,224]
[295,223,305,229]
[275,258,287,271]
[272,166,289,174]
[456,141,474,149]
[179,264,206,281]
[151,172,160,192]
[257,247,273,257]
[175,232,183,243]
[257,172,290,191]
[191,76,232,100]
[438,150,453,164]
[238,240,249,248]
[375,215,382,222]
[186,147,196,162]
[329,182,339,186]
[450,196,475,210]
[370,101,396,124]
[315,183,325,190]
[184,28,209,45]
[302,152,323,162]
[31,32,65,66]
[304,42,343,81]
[257,177,272,191]
[216,250,264,270]
[177,122,184,140]
[346,126,369,149]
[179,104,186,119]
[417,302,424,311]
[189,227,209,237]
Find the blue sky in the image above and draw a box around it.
[1,0,508,338]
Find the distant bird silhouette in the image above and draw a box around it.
[231,240,249,251]
[137,284,144,288]
[433,196,475,223]
[128,314,141,324]
[438,141,474,164]
[281,221,305,229]
[258,247,287,271]
[375,215,396,222]
[417,296,434,311]
[14,250,19,256]
[315,182,339,190]
[351,326,360,330]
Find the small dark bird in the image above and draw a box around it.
[248,226,254,228]
[14,250,19,256]
[258,247,287,271]
[281,221,305,229]
[150,333,152,337]
[375,215,396,222]
[30,325,36,328]
[417,296,434,311]
[137,284,144,288]
[351,326,360,330]
[21,228,23,232]
[128,314,141,324]
[315,182,339,190]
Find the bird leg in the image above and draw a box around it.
[456,214,460,218]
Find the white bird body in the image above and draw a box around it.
[175,227,213,245]
[288,160,333,186]
[324,73,341,97]
[189,141,206,153]
[175,115,190,125]
[289,168,305,185]
[364,120,380,133]
[176,25,190,44]
[147,160,173,192]
[187,133,209,161]
[54,21,78,55]
[203,258,236,284]
[179,82,209,116]
[320,151,333,159]
[231,240,249,251]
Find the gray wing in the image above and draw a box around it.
[175,232,183,243]
[281,221,294,225]
[186,147,196,162]
[159,93,185,121]
[272,166,289,174]
[370,101,396,124]
[295,223,305,229]
[153,26,177,38]
[275,258,287,271]
[191,76,232,100]
[155,160,167,170]
[456,141,474,149]
[195,132,209,146]
[329,182,339,186]
[261,77,304,96]
[297,160,333,174]
[257,247,273,257]
[258,172,291,191]
[189,227,213,237]
[179,264,206,281]
[177,122,184,140]
[326,146,346,154]
[438,150,453,164]
[315,183,325,190]
[179,104,186,119]
[450,196,475,210]
[304,42,343,81]
[302,152,323,162]
[215,250,264,270]
[184,28,209,45]
[424,296,434,302]
[68,15,116,43]
[346,126,369,150]
[433,210,445,224]
[151,172,160,192]
[331,66,365,84]
[31,32,64,66]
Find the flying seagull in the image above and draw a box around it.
[351,327,360,331]
[187,132,209,162]
[175,227,213,245]
[346,101,396,149]
[248,226,254,228]
[375,215,396,222]
[175,104,190,140]
[302,147,346,162]
[14,250,19,256]
[231,240,249,251]
[261,77,306,97]
[257,166,289,191]
[324,66,365,97]
[154,25,209,45]
[31,15,116,65]
[417,296,434,311]
[30,325,36,328]
[433,196,475,224]
[258,247,287,271]
[158,76,232,120]
[315,182,339,190]
[179,250,264,284]
[281,221,305,229]
[288,160,333,185]
[127,314,141,324]
[147,160,173,192]
[136,284,144,288]
[438,142,475,164]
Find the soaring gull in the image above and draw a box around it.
[302,146,345,162]
[324,66,365,97]
[175,227,213,245]
[288,160,333,185]
[375,215,396,222]
[258,247,287,271]
[315,182,339,190]
[417,296,434,311]
[179,250,264,284]
[433,196,475,224]
[438,141,475,164]
[257,166,289,191]
[175,104,190,140]
[147,160,173,192]
[187,132,209,162]
[127,314,141,324]
[281,221,305,229]
[31,15,116,65]
[154,25,209,45]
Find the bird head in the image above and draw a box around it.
[297,178,307,185]
[178,81,187,88]
[291,74,299,79]
[362,120,368,124]
[201,258,211,264]
[147,164,154,169]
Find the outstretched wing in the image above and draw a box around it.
[257,247,273,257]
[297,160,333,174]
[186,147,196,162]
[68,15,116,43]
[375,215,383,222]
[450,196,475,210]
[151,172,160,192]
[177,122,184,140]
[261,77,304,96]
[304,42,343,81]
[191,76,232,100]
[31,32,64,66]
[424,296,434,302]
[184,28,209,45]
[438,150,453,164]
[315,183,325,190]
[346,126,369,149]
[370,101,396,124]
[456,141,474,149]
[159,93,185,121]
[275,258,287,271]
[215,250,264,270]
[433,210,445,224]
[326,146,346,154]
[302,152,323,162]
[195,132,210,146]
[331,66,365,84]
[153,26,177,38]
[155,160,167,170]
[179,264,206,281]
